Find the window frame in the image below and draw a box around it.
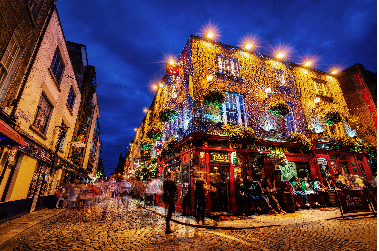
[32,94,53,135]
[0,30,22,95]
[66,86,76,111]
[216,54,239,77]
[222,92,247,126]
[50,47,65,86]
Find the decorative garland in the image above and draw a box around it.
[159,107,179,123]
[267,150,288,167]
[147,126,163,140]
[287,132,312,152]
[204,90,226,107]
[267,101,291,117]
[319,111,342,125]
[222,124,258,143]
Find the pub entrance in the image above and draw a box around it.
[209,164,230,213]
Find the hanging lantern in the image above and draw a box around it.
[159,107,179,123]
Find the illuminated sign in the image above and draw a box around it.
[210,152,229,163]
[231,143,288,153]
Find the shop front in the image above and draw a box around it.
[157,133,375,216]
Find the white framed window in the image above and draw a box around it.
[50,47,65,85]
[0,31,22,94]
[222,92,246,126]
[216,54,239,76]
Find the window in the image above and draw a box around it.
[33,94,53,134]
[216,54,239,76]
[0,32,21,92]
[313,78,328,96]
[67,87,76,110]
[223,92,246,126]
[50,47,65,85]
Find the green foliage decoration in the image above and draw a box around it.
[204,90,226,107]
[222,124,258,143]
[147,126,163,140]
[159,107,179,123]
[287,132,312,152]
[267,100,291,117]
[319,111,342,125]
[140,140,153,151]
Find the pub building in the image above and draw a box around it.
[131,34,376,216]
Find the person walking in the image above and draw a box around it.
[195,178,206,224]
[163,172,178,234]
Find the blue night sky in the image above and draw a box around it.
[55,0,377,177]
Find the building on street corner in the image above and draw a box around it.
[127,34,376,216]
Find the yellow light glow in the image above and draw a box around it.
[143,108,148,113]
[207,32,214,39]
[207,75,213,82]
[134,128,138,131]
[265,88,272,93]
[314,97,321,103]
[276,53,285,59]
[159,83,164,88]
[304,61,312,67]
[153,85,158,89]
[245,43,253,50]
[169,60,175,65]
[331,70,338,75]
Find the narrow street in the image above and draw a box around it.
[0,200,376,250]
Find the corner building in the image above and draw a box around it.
[132,35,375,215]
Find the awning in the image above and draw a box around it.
[0,119,25,146]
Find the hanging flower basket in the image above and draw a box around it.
[267,150,288,167]
[222,124,258,143]
[319,111,342,125]
[204,90,225,107]
[287,132,312,152]
[147,126,163,140]
[159,107,179,123]
[267,101,291,117]
[140,141,153,151]
[329,136,360,152]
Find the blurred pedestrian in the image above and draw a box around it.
[195,178,206,224]
[163,172,178,234]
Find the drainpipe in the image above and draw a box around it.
[10,1,56,120]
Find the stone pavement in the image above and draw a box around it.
[0,199,376,250]
[0,208,64,246]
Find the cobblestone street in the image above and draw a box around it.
[0,200,376,251]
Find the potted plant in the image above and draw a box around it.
[159,107,179,123]
[267,100,291,117]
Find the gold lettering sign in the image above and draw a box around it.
[210,152,229,162]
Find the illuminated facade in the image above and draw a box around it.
[130,35,375,215]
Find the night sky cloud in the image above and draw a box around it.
[56,0,376,176]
